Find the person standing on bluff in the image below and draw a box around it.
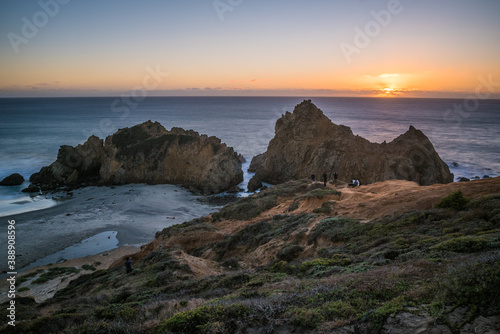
[311,173,316,182]
[333,172,338,187]
[323,173,328,186]
[124,257,133,274]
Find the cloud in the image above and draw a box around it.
[250,79,257,82]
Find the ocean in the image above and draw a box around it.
[1,96,500,215]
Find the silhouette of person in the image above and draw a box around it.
[311,173,316,182]
[124,257,133,274]
[333,172,338,186]
[323,173,327,186]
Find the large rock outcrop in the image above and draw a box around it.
[30,121,243,194]
[249,100,453,186]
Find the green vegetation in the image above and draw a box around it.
[32,267,80,284]
[81,264,97,271]
[111,125,150,148]
[155,304,249,333]
[435,190,470,211]
[212,193,278,221]
[214,213,316,260]
[112,123,197,160]
[298,187,341,200]
[3,187,499,334]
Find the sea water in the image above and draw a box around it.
[1,96,499,214]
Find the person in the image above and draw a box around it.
[323,173,327,186]
[333,172,338,187]
[355,179,360,187]
[124,257,133,274]
[311,173,316,182]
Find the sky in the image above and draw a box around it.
[1,0,500,98]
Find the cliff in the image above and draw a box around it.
[29,121,243,194]
[5,177,500,333]
[249,100,454,186]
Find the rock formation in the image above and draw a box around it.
[249,100,453,186]
[247,175,263,192]
[0,173,25,186]
[30,121,243,194]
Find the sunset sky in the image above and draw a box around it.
[1,0,499,98]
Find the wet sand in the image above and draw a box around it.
[0,183,222,273]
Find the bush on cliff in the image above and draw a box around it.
[154,304,249,333]
[435,190,470,211]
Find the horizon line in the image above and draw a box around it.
[1,95,500,100]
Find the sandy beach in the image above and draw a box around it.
[1,183,224,274]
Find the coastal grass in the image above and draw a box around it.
[32,267,80,284]
[4,191,500,333]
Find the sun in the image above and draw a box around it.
[377,87,396,97]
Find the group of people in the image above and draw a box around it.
[310,171,360,188]
[311,171,339,186]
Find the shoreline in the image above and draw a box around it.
[0,183,224,274]
[0,245,140,304]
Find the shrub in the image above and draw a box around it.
[155,304,249,333]
[299,188,341,200]
[299,256,352,273]
[430,236,490,253]
[289,307,325,329]
[435,190,469,211]
[313,201,335,214]
[221,258,240,270]
[308,217,361,244]
[431,256,500,317]
[94,303,138,321]
[81,264,96,271]
[321,300,357,320]
[277,245,304,262]
[212,194,277,221]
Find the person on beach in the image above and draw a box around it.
[323,173,328,186]
[333,172,338,187]
[125,257,133,274]
[311,173,316,182]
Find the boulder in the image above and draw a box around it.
[0,173,25,186]
[30,121,243,195]
[22,184,40,193]
[247,175,263,192]
[250,100,454,186]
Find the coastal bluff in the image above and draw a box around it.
[29,121,243,194]
[250,100,454,186]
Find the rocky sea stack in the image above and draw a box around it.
[29,121,243,194]
[250,100,454,186]
[0,173,25,186]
